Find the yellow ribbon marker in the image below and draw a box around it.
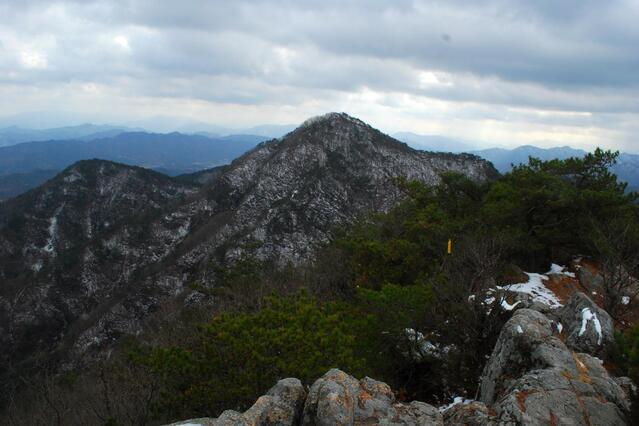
[447,239,452,254]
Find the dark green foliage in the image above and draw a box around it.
[613,327,639,422]
[482,149,637,269]
[137,291,365,419]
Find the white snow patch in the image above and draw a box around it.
[547,263,575,278]
[404,328,450,359]
[497,272,562,308]
[31,259,43,272]
[579,308,603,345]
[622,296,630,305]
[516,325,524,334]
[501,299,522,311]
[63,171,81,183]
[43,205,64,254]
[439,396,475,412]
[557,322,563,334]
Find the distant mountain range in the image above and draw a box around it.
[469,145,586,172]
[393,132,476,153]
[0,131,267,176]
[0,122,295,148]
[0,123,637,202]
[470,145,639,191]
[0,132,268,200]
[0,124,135,147]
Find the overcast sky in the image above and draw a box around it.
[0,0,638,150]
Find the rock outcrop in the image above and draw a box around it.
[479,305,630,425]
[167,378,307,426]
[558,292,615,357]
[168,369,443,426]
[167,289,634,426]
[443,400,495,425]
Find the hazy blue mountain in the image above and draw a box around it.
[0,124,133,147]
[471,145,587,172]
[393,132,477,153]
[241,123,297,138]
[0,132,267,177]
[0,110,101,129]
[612,152,639,192]
[124,116,234,135]
[0,170,59,201]
[471,145,639,191]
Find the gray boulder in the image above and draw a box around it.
[301,369,443,425]
[167,377,306,426]
[442,400,497,425]
[479,308,630,425]
[168,418,221,426]
[301,369,359,426]
[558,292,614,357]
[168,370,443,426]
[575,261,604,293]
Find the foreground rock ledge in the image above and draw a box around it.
[166,369,443,426]
[167,294,633,426]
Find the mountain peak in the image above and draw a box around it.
[299,112,367,130]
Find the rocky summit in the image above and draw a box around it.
[0,113,497,392]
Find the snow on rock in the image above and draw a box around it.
[439,396,475,412]
[622,296,630,305]
[43,205,64,254]
[516,325,524,334]
[31,259,43,272]
[579,307,603,345]
[404,328,450,360]
[556,322,563,333]
[501,299,522,311]
[497,272,563,309]
[547,263,576,278]
[300,112,366,129]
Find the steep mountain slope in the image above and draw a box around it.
[182,113,497,264]
[0,113,497,391]
[0,160,198,378]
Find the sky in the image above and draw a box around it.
[0,0,638,151]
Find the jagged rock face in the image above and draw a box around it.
[0,113,498,386]
[558,292,615,358]
[479,305,630,425]
[0,160,199,373]
[199,113,496,262]
[166,378,306,426]
[167,369,443,426]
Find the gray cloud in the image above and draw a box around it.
[0,0,638,150]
